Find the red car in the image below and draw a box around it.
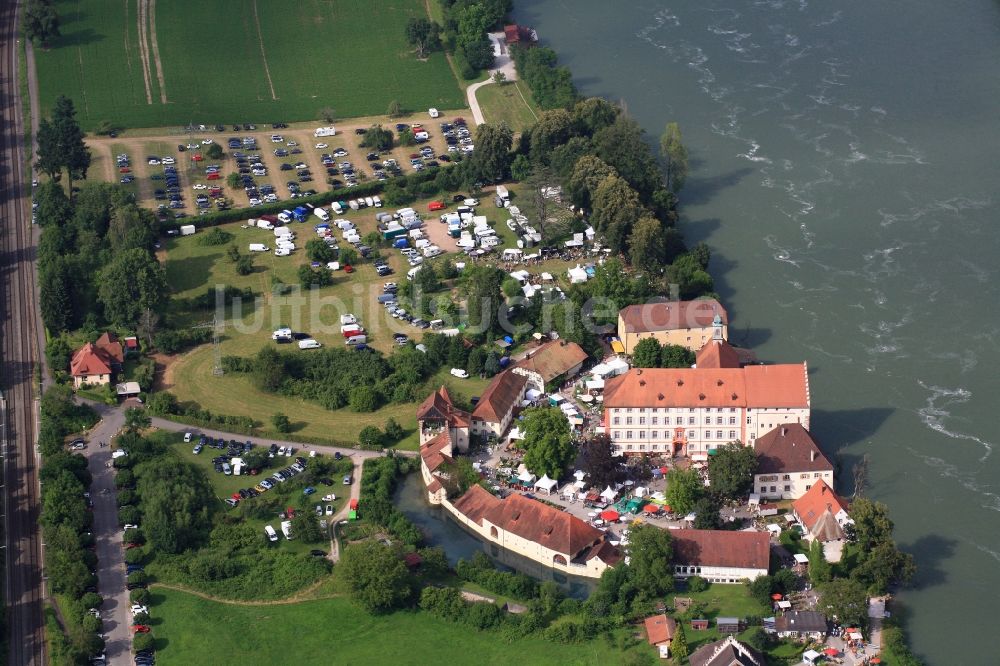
[231,492,241,501]
[118,166,131,173]
[132,625,151,633]
[192,153,204,161]
[427,201,445,211]
[286,507,295,519]
[343,265,353,274]
[206,172,221,180]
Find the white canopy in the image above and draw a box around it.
[634,486,647,498]
[600,486,617,501]
[578,394,594,403]
[567,265,588,284]
[541,272,553,281]
[525,388,543,401]
[574,470,586,481]
[793,553,810,564]
[561,484,577,497]
[508,426,524,441]
[586,378,605,391]
[590,358,630,379]
[534,475,558,494]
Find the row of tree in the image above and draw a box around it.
[37,387,106,661]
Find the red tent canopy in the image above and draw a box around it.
[823,648,839,656]
[349,498,358,509]
[643,504,659,514]
[600,509,620,521]
[771,593,784,601]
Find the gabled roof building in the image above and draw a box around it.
[754,424,834,500]
[70,332,125,388]
[671,529,770,583]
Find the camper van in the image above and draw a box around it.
[264,525,278,542]
[348,199,360,210]
[314,126,336,137]
[248,243,270,252]
[345,335,367,346]
[298,339,322,350]
[372,195,382,208]
[281,520,293,540]
[256,219,274,230]
[180,224,196,236]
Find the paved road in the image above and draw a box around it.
[79,411,130,665]
[0,0,46,662]
[467,31,521,126]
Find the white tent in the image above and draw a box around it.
[508,426,525,441]
[534,475,558,495]
[516,464,536,484]
[586,378,605,391]
[568,265,588,284]
[525,388,543,401]
[540,272,553,281]
[561,484,577,498]
[634,486,647,498]
[600,486,617,501]
[590,358,630,379]
[573,470,586,482]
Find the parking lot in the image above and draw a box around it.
[87,110,469,218]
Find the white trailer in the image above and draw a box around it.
[180,224,196,236]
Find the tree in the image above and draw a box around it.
[98,248,167,326]
[594,116,661,200]
[521,163,564,241]
[358,425,383,449]
[292,513,324,543]
[851,540,916,594]
[820,578,869,630]
[135,458,213,554]
[808,538,832,585]
[205,142,223,159]
[35,118,62,178]
[306,239,335,263]
[666,254,714,300]
[136,308,159,349]
[463,264,505,338]
[349,386,379,412]
[52,96,91,190]
[438,457,481,499]
[659,122,690,194]
[707,443,757,501]
[338,541,414,613]
[849,497,895,552]
[591,174,643,253]
[529,109,575,164]
[133,633,155,653]
[253,347,286,393]
[318,107,336,123]
[746,575,775,607]
[123,408,151,434]
[39,256,74,332]
[631,338,662,368]
[519,407,574,479]
[627,523,674,596]
[226,172,241,189]
[22,1,60,46]
[692,494,723,530]
[510,154,531,182]
[468,122,513,183]
[405,17,440,58]
[271,413,292,433]
[235,254,253,276]
[628,216,672,273]
[492,70,507,84]
[384,418,404,442]
[671,623,689,661]
[567,155,617,210]
[665,468,703,516]
[483,350,501,377]
[361,125,394,151]
[579,434,624,490]
[387,100,403,118]
[661,343,695,368]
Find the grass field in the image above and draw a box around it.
[36,0,465,130]
[476,80,540,133]
[151,587,643,665]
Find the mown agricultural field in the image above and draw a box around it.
[36,0,465,130]
[151,588,640,666]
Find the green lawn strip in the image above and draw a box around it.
[475,81,541,133]
[35,0,464,130]
[152,587,639,665]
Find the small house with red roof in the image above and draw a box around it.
[792,479,852,558]
[70,332,125,388]
[753,424,834,500]
[644,614,678,658]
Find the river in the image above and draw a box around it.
[514,1,1000,663]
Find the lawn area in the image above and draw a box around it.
[152,587,641,665]
[35,0,465,130]
[476,80,541,133]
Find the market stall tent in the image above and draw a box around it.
[534,474,557,495]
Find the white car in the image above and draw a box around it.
[202,138,214,145]
[325,504,334,516]
[272,327,292,340]
[162,156,175,165]
[287,140,298,147]
[315,142,328,149]
[271,134,284,143]
[183,432,193,443]
[147,158,160,166]
[450,368,469,379]
[123,524,139,531]
[193,183,207,190]
[130,605,148,615]
[428,107,440,118]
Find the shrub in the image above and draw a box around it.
[130,588,150,604]
[123,548,144,565]
[197,227,233,246]
[687,575,709,593]
[272,413,292,433]
[80,592,102,609]
[133,633,154,652]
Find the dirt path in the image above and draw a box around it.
[149,580,341,606]
[252,0,278,100]
[122,0,134,83]
[135,0,153,104]
[147,0,168,103]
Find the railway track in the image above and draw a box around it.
[0,0,46,663]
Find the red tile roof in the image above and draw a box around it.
[792,479,849,535]
[602,364,809,409]
[645,614,677,645]
[696,339,741,369]
[95,332,124,364]
[515,340,589,383]
[472,370,527,424]
[417,386,470,427]
[451,485,501,525]
[619,299,728,334]
[419,431,454,474]
[483,493,605,558]
[671,529,770,571]
[754,424,832,475]
[70,343,114,378]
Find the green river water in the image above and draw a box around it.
[515,1,1000,663]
